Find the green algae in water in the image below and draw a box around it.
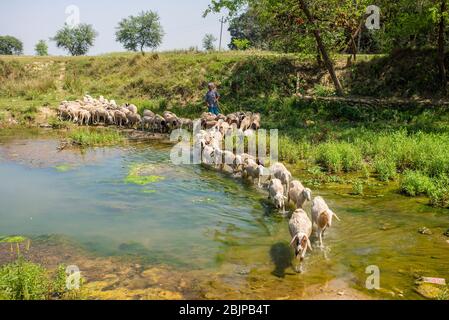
[0,235,27,243]
[55,164,73,172]
[125,164,165,186]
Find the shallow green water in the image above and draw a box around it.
[0,130,448,299]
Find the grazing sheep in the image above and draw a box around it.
[271,162,293,196]
[268,178,287,214]
[250,113,261,130]
[239,115,252,131]
[202,146,215,165]
[78,110,91,126]
[143,110,155,118]
[243,159,264,188]
[127,113,142,129]
[114,110,128,127]
[311,196,340,248]
[141,116,154,131]
[153,114,167,133]
[288,180,312,209]
[289,209,313,273]
[127,104,138,114]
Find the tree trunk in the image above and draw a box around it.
[298,0,344,96]
[438,0,447,93]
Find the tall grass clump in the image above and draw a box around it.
[315,142,363,173]
[68,128,124,147]
[400,170,434,197]
[0,259,83,300]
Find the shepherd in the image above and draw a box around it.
[205,82,221,115]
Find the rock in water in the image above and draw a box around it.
[415,283,444,299]
[418,227,432,235]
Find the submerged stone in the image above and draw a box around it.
[418,227,432,235]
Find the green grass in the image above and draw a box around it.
[68,128,124,147]
[0,259,83,300]
[2,51,449,208]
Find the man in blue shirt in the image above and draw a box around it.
[205,82,221,115]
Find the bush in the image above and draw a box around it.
[0,259,49,300]
[429,175,449,208]
[0,260,84,300]
[315,142,362,173]
[400,170,434,197]
[373,156,397,181]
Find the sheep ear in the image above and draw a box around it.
[307,239,313,252]
[290,235,298,248]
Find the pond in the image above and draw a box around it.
[0,129,448,300]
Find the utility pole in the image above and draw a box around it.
[219,17,225,51]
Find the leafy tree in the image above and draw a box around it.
[232,38,251,50]
[35,40,48,56]
[52,24,97,56]
[203,34,217,51]
[0,36,23,55]
[228,8,268,50]
[116,10,164,55]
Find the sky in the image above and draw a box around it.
[0,0,231,56]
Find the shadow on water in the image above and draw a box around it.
[270,242,293,278]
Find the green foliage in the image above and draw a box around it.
[315,142,363,173]
[0,259,49,300]
[352,180,365,195]
[373,156,397,182]
[0,36,23,55]
[35,40,48,56]
[68,128,124,147]
[52,24,97,56]
[400,170,434,197]
[203,34,217,51]
[232,38,251,51]
[0,260,84,300]
[116,11,164,54]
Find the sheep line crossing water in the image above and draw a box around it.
[58,95,339,273]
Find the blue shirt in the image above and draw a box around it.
[205,90,220,107]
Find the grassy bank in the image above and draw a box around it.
[1,51,449,208]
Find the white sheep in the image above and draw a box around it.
[289,208,313,273]
[242,159,264,188]
[268,178,287,214]
[271,162,292,196]
[288,180,312,209]
[311,196,340,248]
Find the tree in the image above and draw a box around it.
[35,40,48,56]
[0,36,23,55]
[52,24,97,56]
[203,34,217,51]
[437,0,447,91]
[116,11,164,55]
[298,0,344,96]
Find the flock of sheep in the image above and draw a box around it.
[58,95,340,273]
[192,111,340,273]
[57,95,261,134]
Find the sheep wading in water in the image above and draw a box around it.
[58,96,340,273]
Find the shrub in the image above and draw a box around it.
[429,175,449,208]
[0,259,49,300]
[352,180,364,195]
[373,156,397,181]
[400,170,434,197]
[68,128,124,147]
[315,142,362,173]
